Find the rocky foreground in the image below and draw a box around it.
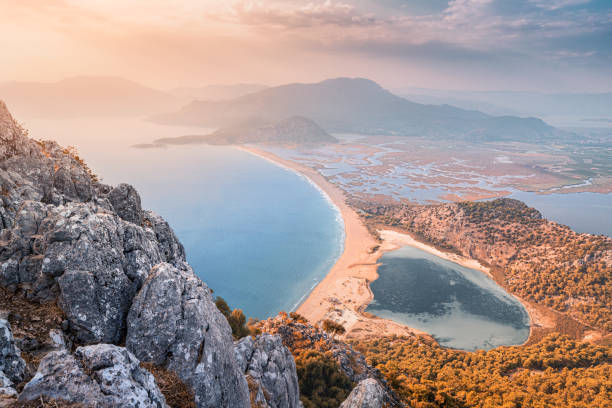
[0,101,397,407]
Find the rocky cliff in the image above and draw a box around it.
[0,101,295,407]
[0,101,398,407]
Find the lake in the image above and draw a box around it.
[366,246,530,351]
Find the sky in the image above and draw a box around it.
[0,0,610,92]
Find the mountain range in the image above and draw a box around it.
[0,77,267,119]
[169,83,269,101]
[0,76,184,118]
[397,87,612,119]
[152,78,565,142]
[1,76,582,142]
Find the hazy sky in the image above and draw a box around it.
[1,0,610,92]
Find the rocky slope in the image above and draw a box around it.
[0,101,274,407]
[0,101,397,407]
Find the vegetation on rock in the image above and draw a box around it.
[295,349,352,408]
[215,297,250,340]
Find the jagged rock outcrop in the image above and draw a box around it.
[340,378,387,408]
[19,344,167,407]
[126,262,250,408]
[234,334,302,408]
[1,195,185,344]
[0,101,258,407]
[109,183,143,225]
[0,99,191,347]
[0,319,25,397]
[0,101,37,161]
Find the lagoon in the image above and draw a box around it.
[366,246,530,351]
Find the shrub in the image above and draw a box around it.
[294,349,353,408]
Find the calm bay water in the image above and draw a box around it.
[24,118,345,319]
[509,191,611,236]
[366,246,530,351]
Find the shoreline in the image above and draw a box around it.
[238,145,538,345]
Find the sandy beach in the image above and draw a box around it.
[238,146,545,343]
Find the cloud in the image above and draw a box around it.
[0,0,609,91]
[528,0,591,11]
[223,0,378,28]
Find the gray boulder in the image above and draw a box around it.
[0,196,186,344]
[0,319,25,398]
[108,183,143,225]
[126,263,250,408]
[0,370,18,398]
[340,379,387,408]
[234,334,302,408]
[20,344,167,407]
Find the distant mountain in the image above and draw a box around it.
[151,116,337,146]
[169,83,269,101]
[0,76,183,118]
[153,78,563,142]
[394,93,523,117]
[397,87,612,120]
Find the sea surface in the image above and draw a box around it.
[508,191,611,236]
[23,117,345,319]
[366,246,530,351]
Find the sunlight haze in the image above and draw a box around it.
[1,0,610,91]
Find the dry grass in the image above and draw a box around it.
[139,362,195,408]
[7,396,88,408]
[0,287,67,391]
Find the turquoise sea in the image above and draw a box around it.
[126,146,345,319]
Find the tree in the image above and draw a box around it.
[215,297,249,339]
[321,320,346,338]
[215,297,231,318]
[294,350,352,408]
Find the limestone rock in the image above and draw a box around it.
[19,344,167,407]
[0,101,37,161]
[0,319,25,398]
[0,370,18,398]
[0,196,185,344]
[234,334,302,408]
[0,102,297,408]
[108,183,143,225]
[126,263,250,408]
[340,379,387,408]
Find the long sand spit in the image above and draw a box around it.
[238,146,546,344]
